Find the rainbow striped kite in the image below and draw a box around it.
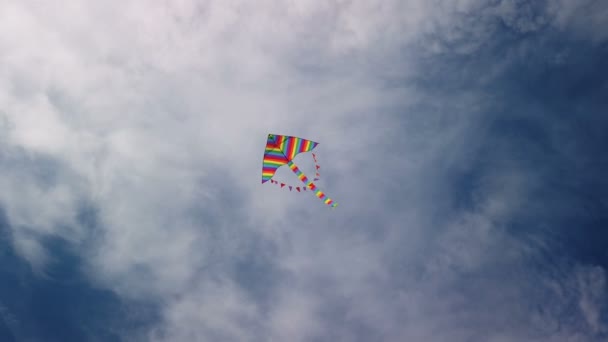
[262,134,337,208]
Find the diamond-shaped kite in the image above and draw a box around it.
[261,133,337,208]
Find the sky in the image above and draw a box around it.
[0,0,607,341]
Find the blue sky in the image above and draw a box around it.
[1,1,607,341]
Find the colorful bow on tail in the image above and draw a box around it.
[287,160,337,207]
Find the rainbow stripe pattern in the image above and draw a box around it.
[262,133,337,208]
[287,160,337,207]
[262,134,318,183]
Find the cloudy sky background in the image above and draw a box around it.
[1,0,607,341]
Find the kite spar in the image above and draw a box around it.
[261,133,337,208]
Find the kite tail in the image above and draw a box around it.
[287,160,337,208]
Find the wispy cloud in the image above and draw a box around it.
[1,0,607,341]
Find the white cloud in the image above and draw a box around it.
[0,303,18,339]
[148,279,260,341]
[0,0,605,341]
[576,266,607,334]
[548,0,608,43]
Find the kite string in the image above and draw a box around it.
[312,152,321,181]
[271,153,321,192]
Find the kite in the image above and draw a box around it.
[262,133,337,208]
